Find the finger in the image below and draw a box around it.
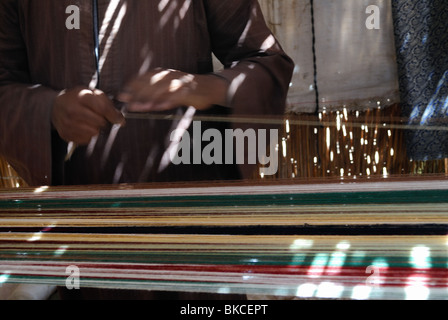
[71,106,108,129]
[116,91,133,103]
[60,122,101,145]
[125,88,173,112]
[132,76,189,105]
[126,102,153,112]
[118,70,177,103]
[54,101,107,133]
[118,78,153,103]
[74,124,101,145]
[117,73,154,103]
[79,89,125,125]
[149,83,192,110]
[93,89,126,125]
[126,93,183,112]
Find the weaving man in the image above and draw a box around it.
[0,0,293,187]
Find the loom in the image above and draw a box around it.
[1,0,447,301]
[1,103,448,300]
[0,175,447,300]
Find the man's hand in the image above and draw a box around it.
[51,87,125,145]
[117,69,229,112]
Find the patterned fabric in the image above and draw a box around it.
[392,0,448,160]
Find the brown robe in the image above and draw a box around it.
[0,0,293,187]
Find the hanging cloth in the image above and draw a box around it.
[259,0,400,113]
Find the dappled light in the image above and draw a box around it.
[158,0,192,30]
[33,186,48,194]
[89,0,128,90]
[0,180,447,299]
[282,236,446,300]
[0,0,447,302]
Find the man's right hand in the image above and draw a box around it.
[51,87,125,145]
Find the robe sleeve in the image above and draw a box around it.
[205,0,294,178]
[0,0,59,186]
[205,0,294,116]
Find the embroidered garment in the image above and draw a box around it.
[392,0,448,160]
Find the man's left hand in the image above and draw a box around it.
[118,69,229,112]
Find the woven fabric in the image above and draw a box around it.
[1,180,447,299]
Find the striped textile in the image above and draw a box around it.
[0,178,447,300]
